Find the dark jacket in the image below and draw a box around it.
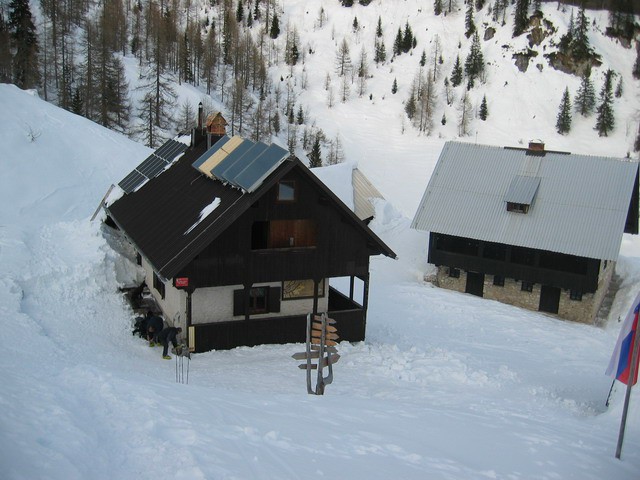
[146,316,164,335]
[157,326,180,345]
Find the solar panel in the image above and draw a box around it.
[192,135,230,170]
[137,154,167,178]
[119,170,147,194]
[218,141,269,184]
[117,138,189,194]
[211,139,255,180]
[233,144,289,192]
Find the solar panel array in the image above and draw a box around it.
[119,139,188,194]
[192,136,288,193]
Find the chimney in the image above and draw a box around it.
[198,102,204,130]
[528,140,545,152]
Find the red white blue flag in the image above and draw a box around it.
[606,291,640,386]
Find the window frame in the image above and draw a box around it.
[521,281,533,292]
[153,272,165,299]
[276,180,297,203]
[282,279,325,300]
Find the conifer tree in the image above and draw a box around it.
[236,0,244,23]
[8,0,39,89]
[635,123,640,152]
[574,68,596,116]
[270,13,280,39]
[393,27,403,56]
[434,0,443,16]
[595,69,615,137]
[451,55,463,87]
[464,32,484,87]
[465,2,476,38]
[571,5,591,61]
[633,42,640,79]
[374,38,386,64]
[376,16,383,37]
[615,78,623,98]
[513,0,530,37]
[420,50,426,67]
[402,22,414,53]
[0,12,12,82]
[556,87,572,135]
[308,136,322,168]
[479,95,488,120]
[296,104,304,125]
[391,78,398,94]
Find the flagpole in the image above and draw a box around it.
[615,320,640,459]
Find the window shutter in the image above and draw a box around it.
[269,287,281,313]
[233,289,245,316]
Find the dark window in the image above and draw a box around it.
[136,252,142,266]
[507,202,529,214]
[252,219,317,249]
[448,267,460,278]
[483,242,507,261]
[511,246,536,266]
[153,272,165,299]
[277,180,296,202]
[282,279,325,300]
[436,234,479,256]
[233,287,282,316]
[521,281,533,292]
[539,251,587,274]
[493,275,504,286]
[570,290,583,301]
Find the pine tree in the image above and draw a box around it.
[374,38,386,64]
[393,27,403,56]
[270,13,280,39]
[513,0,530,37]
[308,136,322,168]
[479,95,488,120]
[8,0,39,89]
[574,68,596,116]
[465,2,476,38]
[391,77,398,94]
[0,12,11,83]
[556,87,572,135]
[633,42,640,80]
[571,5,591,61]
[236,0,244,23]
[464,32,484,87]
[296,104,304,125]
[405,90,416,120]
[420,50,426,67]
[402,22,414,53]
[272,111,281,135]
[451,55,463,87]
[434,0,443,16]
[595,69,615,137]
[376,16,383,37]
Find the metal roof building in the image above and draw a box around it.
[411,141,639,262]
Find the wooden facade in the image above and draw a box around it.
[107,131,395,352]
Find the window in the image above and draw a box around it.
[282,279,325,300]
[251,219,317,249]
[277,180,296,202]
[233,286,281,316]
[521,281,533,292]
[448,267,460,278]
[507,202,530,214]
[136,252,142,266]
[493,275,504,287]
[570,290,583,301]
[153,272,165,299]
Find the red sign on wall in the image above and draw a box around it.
[175,277,189,288]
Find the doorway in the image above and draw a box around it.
[465,271,484,297]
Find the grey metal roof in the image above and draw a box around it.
[411,141,639,261]
[504,175,541,205]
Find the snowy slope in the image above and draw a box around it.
[1,2,640,479]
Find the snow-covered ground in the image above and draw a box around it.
[1,2,640,479]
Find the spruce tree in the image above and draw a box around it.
[571,5,591,61]
[270,13,280,39]
[402,22,414,53]
[465,2,476,38]
[574,68,596,117]
[513,0,530,37]
[479,95,488,120]
[633,42,640,80]
[556,87,572,135]
[308,136,322,168]
[297,105,304,125]
[0,12,11,83]
[236,1,244,23]
[8,0,39,89]
[451,55,463,87]
[434,0,443,16]
[420,50,426,67]
[393,27,403,56]
[391,78,398,94]
[376,16,383,37]
[464,32,484,87]
[595,69,615,137]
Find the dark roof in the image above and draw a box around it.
[106,136,395,279]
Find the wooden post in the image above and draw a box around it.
[615,322,640,459]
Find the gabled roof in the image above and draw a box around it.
[106,136,395,279]
[411,141,639,261]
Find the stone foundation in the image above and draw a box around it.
[433,263,614,324]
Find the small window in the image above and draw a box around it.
[521,281,533,292]
[277,180,296,202]
[136,252,142,266]
[249,287,268,313]
[233,286,281,316]
[448,267,460,278]
[493,275,504,287]
[570,290,583,301]
[507,202,529,214]
[153,272,165,299]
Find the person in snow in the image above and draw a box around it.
[146,313,164,346]
[157,326,182,359]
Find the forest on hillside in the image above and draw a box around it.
[1,0,639,154]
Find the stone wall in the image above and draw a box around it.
[433,262,614,324]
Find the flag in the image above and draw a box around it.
[606,291,640,386]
